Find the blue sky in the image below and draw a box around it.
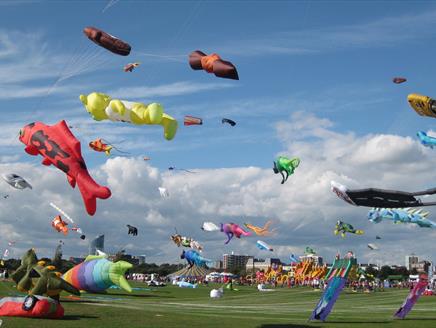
[3,0,436,265]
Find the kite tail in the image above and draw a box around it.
[76,172,111,216]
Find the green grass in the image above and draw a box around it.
[1,281,436,327]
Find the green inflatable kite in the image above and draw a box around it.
[273,156,300,184]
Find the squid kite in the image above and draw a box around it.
[334,220,364,238]
[273,156,300,184]
[80,92,178,140]
[19,121,111,216]
[189,50,239,80]
[244,220,276,236]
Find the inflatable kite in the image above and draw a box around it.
[408,93,436,118]
[201,222,220,231]
[394,274,428,319]
[80,92,178,140]
[83,27,131,56]
[180,249,212,268]
[19,121,111,216]
[127,224,138,236]
[222,118,236,126]
[368,208,436,228]
[393,77,407,84]
[11,249,80,299]
[2,173,32,190]
[52,215,68,235]
[89,138,113,155]
[189,50,239,80]
[273,156,300,184]
[289,254,300,264]
[417,131,436,149]
[50,202,85,239]
[210,287,223,298]
[177,280,197,288]
[330,180,436,208]
[367,243,378,250]
[171,234,203,251]
[256,240,273,252]
[244,220,276,236]
[63,255,132,293]
[0,296,64,319]
[305,247,316,255]
[221,223,251,244]
[124,62,140,72]
[159,187,169,198]
[334,220,364,238]
[184,115,203,126]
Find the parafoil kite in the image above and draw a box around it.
[189,50,239,80]
[0,296,64,319]
[408,93,436,118]
[273,156,300,184]
[334,220,364,238]
[368,207,436,228]
[417,131,436,149]
[180,249,212,268]
[80,92,178,140]
[19,121,111,216]
[330,180,436,208]
[220,223,251,244]
[201,221,220,231]
[184,115,203,126]
[83,27,131,56]
[159,187,169,198]
[244,220,276,236]
[124,62,140,72]
[393,77,407,84]
[127,224,138,236]
[2,173,32,190]
[63,255,132,293]
[256,240,273,252]
[222,118,236,126]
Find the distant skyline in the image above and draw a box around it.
[1,1,436,267]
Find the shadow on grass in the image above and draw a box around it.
[259,325,313,328]
[325,320,390,324]
[107,292,175,299]
[62,314,99,320]
[400,318,436,321]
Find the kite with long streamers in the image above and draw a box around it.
[19,121,111,215]
[394,274,428,319]
[168,166,196,174]
[83,27,131,56]
[331,180,436,208]
[368,207,436,228]
[89,138,129,156]
[189,50,239,80]
[244,220,276,236]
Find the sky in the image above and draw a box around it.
[2,0,436,267]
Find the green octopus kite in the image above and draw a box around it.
[273,156,300,184]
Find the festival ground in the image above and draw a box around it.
[1,282,436,328]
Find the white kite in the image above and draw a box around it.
[2,173,32,190]
[159,187,169,198]
[201,222,220,232]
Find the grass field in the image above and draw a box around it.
[1,281,436,327]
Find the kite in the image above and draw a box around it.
[50,203,85,239]
[11,249,80,299]
[89,138,129,156]
[143,156,151,161]
[189,50,239,80]
[305,247,316,255]
[127,224,138,236]
[177,281,197,288]
[376,235,381,239]
[19,121,111,216]
[330,180,436,208]
[273,156,300,184]
[394,274,428,319]
[0,296,64,319]
[63,255,133,293]
[3,195,9,199]
[210,288,223,298]
[124,62,140,72]
[222,118,236,126]
[52,216,68,235]
[184,116,203,126]
[368,208,436,228]
[8,241,15,247]
[221,223,251,244]
[80,92,178,140]
[289,254,300,264]
[408,93,436,118]
[367,243,378,250]
[180,249,212,268]
[256,240,273,252]
[159,187,169,198]
[244,220,276,236]
[83,26,131,56]
[334,220,364,238]
[201,222,220,231]
[3,249,9,258]
[417,131,436,149]
[392,77,407,84]
[2,173,32,190]
[171,234,203,251]
[168,166,196,174]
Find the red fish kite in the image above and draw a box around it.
[189,50,239,80]
[83,26,131,56]
[19,121,111,216]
